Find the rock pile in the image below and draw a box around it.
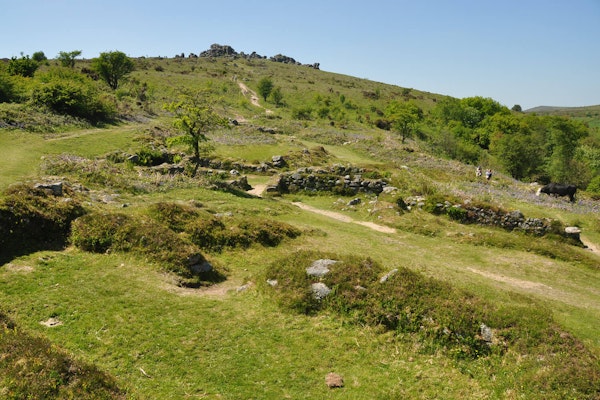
[197,44,319,68]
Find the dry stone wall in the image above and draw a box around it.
[275,166,388,195]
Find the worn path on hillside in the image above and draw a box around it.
[580,235,600,255]
[245,183,395,234]
[291,202,396,234]
[237,82,273,115]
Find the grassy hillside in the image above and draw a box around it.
[1,53,600,399]
[526,104,600,131]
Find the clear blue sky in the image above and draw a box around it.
[2,0,599,110]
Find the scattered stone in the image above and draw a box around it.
[565,226,582,242]
[236,282,253,292]
[347,198,361,206]
[325,372,344,388]
[34,181,63,196]
[189,260,213,274]
[311,282,331,300]
[380,269,398,283]
[272,155,286,168]
[228,176,252,191]
[480,323,494,345]
[306,259,337,277]
[40,317,63,327]
[266,279,278,287]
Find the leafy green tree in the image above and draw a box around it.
[586,175,600,199]
[433,97,464,124]
[257,77,274,101]
[57,50,82,68]
[32,51,47,63]
[385,100,423,143]
[7,54,39,77]
[163,91,229,174]
[491,132,543,179]
[546,117,588,182]
[269,86,284,106]
[92,51,134,90]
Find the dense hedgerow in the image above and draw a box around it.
[0,311,127,399]
[0,183,85,263]
[264,251,600,398]
[148,202,301,252]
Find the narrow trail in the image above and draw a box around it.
[247,183,267,197]
[244,182,395,234]
[237,81,273,115]
[291,202,396,234]
[580,235,600,255]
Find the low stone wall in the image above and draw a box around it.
[275,166,388,195]
[433,200,557,236]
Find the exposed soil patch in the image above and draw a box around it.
[3,263,34,273]
[247,183,267,197]
[237,82,273,114]
[580,235,600,255]
[161,277,248,298]
[40,317,63,327]
[467,267,552,291]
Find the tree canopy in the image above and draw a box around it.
[58,50,82,68]
[257,77,274,101]
[385,100,423,143]
[163,90,229,174]
[92,51,134,90]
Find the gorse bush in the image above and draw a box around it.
[586,175,600,199]
[0,69,19,103]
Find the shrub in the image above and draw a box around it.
[71,212,207,278]
[148,202,301,252]
[291,106,313,120]
[136,147,168,166]
[586,175,600,199]
[147,201,203,232]
[0,69,18,103]
[7,55,39,77]
[30,68,115,122]
[446,205,468,222]
[0,183,85,262]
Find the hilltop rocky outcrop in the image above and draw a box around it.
[193,43,320,69]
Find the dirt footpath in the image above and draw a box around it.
[292,202,396,234]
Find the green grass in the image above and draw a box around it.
[0,250,483,399]
[1,55,600,398]
[0,124,140,190]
